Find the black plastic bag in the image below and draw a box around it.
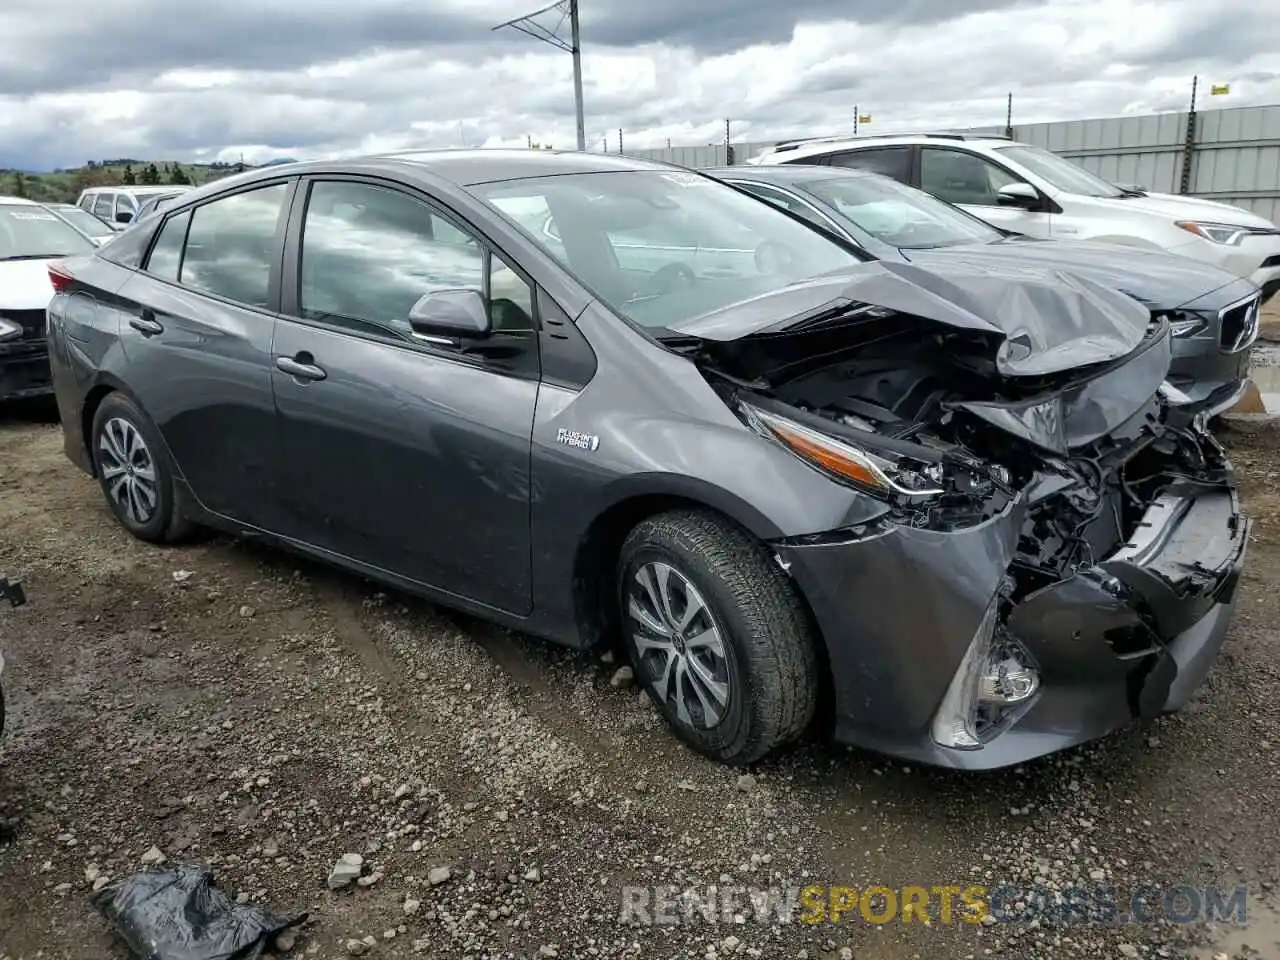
[91,864,306,960]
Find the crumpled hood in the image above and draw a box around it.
[901,238,1239,310]
[669,259,1151,377]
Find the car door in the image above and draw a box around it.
[113,179,294,528]
[918,147,1053,237]
[271,176,540,614]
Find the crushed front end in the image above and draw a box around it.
[690,273,1248,769]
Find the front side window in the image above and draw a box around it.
[806,174,1004,249]
[826,147,913,183]
[298,180,534,340]
[993,144,1124,198]
[0,204,98,259]
[179,183,288,307]
[474,170,861,330]
[920,149,1022,207]
[92,194,114,220]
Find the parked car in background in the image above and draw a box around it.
[132,190,186,223]
[45,152,1247,771]
[76,186,193,229]
[0,196,99,400]
[709,164,1261,417]
[749,133,1280,304]
[46,202,118,244]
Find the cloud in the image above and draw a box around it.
[0,0,1276,170]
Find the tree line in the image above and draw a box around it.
[3,159,242,205]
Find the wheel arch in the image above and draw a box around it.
[79,373,135,477]
[568,477,832,721]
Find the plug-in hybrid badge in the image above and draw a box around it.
[556,427,600,451]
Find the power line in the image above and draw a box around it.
[493,0,586,151]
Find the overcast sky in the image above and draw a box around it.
[1,0,1277,170]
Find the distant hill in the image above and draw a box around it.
[0,159,252,205]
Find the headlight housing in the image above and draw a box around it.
[0,318,22,343]
[1175,221,1257,246]
[740,402,944,502]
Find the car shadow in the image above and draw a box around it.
[0,397,59,429]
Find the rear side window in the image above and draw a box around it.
[826,147,912,183]
[145,211,192,282]
[178,184,289,308]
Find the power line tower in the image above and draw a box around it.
[493,0,586,151]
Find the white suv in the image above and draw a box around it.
[75,185,193,229]
[749,133,1280,303]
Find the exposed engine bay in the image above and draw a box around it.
[690,311,1231,601]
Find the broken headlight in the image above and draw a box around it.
[931,594,1040,750]
[742,403,944,502]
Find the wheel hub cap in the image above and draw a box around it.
[98,417,158,525]
[626,561,730,730]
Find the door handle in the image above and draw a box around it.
[129,309,163,336]
[276,354,327,382]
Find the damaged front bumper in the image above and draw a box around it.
[776,467,1249,771]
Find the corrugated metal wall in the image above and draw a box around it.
[621,105,1280,224]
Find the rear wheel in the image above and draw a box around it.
[90,393,192,544]
[618,509,819,765]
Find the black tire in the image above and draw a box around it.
[90,392,193,544]
[618,509,819,765]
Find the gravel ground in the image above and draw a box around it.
[1,399,1279,960]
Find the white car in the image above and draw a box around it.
[749,133,1280,303]
[0,196,99,400]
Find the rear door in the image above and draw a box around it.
[113,179,294,528]
[270,176,540,613]
[823,146,916,185]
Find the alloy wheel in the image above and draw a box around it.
[627,561,731,729]
[98,417,158,526]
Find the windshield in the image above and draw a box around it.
[0,204,98,259]
[52,205,115,238]
[473,170,862,330]
[805,174,1003,249]
[994,144,1124,198]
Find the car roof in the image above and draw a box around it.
[759,133,1022,162]
[377,148,674,185]
[0,195,42,205]
[704,165,868,185]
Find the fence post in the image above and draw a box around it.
[725,119,734,165]
[618,128,624,154]
[1180,75,1198,195]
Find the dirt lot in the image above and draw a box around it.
[1,400,1279,960]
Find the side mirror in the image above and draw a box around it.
[996,183,1041,209]
[407,289,491,342]
[115,210,134,224]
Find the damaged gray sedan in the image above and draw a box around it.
[45,152,1248,770]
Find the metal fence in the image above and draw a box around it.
[622,104,1280,223]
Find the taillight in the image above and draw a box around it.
[48,261,74,293]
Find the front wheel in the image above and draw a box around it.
[90,392,193,544]
[618,510,819,765]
